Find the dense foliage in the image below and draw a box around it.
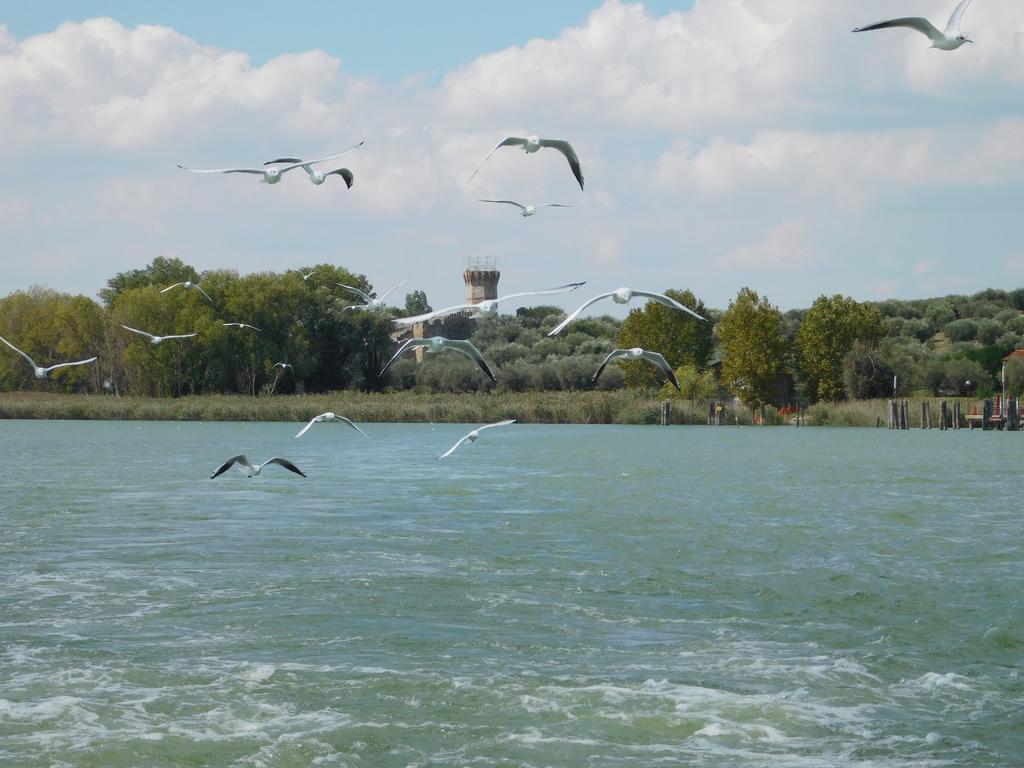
[4,256,1024,404]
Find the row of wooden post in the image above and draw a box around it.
[888,399,963,430]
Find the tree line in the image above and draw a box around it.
[2,256,1024,403]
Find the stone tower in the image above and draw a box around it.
[463,256,500,305]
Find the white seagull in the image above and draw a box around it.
[273,362,293,372]
[338,278,409,311]
[178,142,363,184]
[160,281,213,303]
[0,335,97,379]
[853,0,973,50]
[477,199,572,218]
[379,337,497,382]
[394,282,586,326]
[120,325,198,345]
[438,419,516,460]
[210,455,306,479]
[223,322,261,332]
[263,159,354,188]
[548,287,706,337]
[292,412,370,440]
[592,348,680,390]
[468,135,584,190]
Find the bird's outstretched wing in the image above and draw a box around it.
[324,168,354,188]
[120,325,157,341]
[337,283,373,303]
[377,278,409,301]
[468,137,528,182]
[537,203,573,209]
[278,141,366,172]
[641,351,681,390]
[177,165,267,175]
[162,333,199,340]
[478,418,516,432]
[852,17,943,42]
[478,199,527,212]
[43,357,98,374]
[0,335,38,369]
[538,139,584,190]
[393,302,473,326]
[379,338,427,377]
[592,350,625,384]
[160,283,185,293]
[292,415,323,440]
[547,292,616,337]
[945,0,973,36]
[334,415,370,439]
[438,432,475,460]
[499,282,586,303]
[265,458,307,477]
[211,454,253,479]
[194,285,214,303]
[632,290,706,321]
[444,340,498,382]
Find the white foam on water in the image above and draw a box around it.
[240,662,276,683]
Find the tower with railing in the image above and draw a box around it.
[463,256,500,305]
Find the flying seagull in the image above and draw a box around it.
[379,337,497,382]
[468,135,584,190]
[592,348,680,390]
[477,199,572,218]
[293,412,370,440]
[160,281,213,303]
[263,159,354,188]
[548,287,706,337]
[210,455,306,479]
[853,0,973,50]
[223,322,261,332]
[0,335,97,379]
[120,325,198,345]
[438,419,516,460]
[273,362,293,372]
[178,142,364,184]
[338,278,409,310]
[394,282,585,326]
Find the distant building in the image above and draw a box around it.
[463,255,500,305]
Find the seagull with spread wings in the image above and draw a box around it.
[853,0,973,50]
[438,419,516,460]
[468,135,584,190]
[592,348,680,390]
[477,199,572,218]
[120,325,198,345]
[338,278,409,311]
[223,322,261,332]
[393,282,585,326]
[210,455,307,479]
[292,412,370,440]
[0,335,97,379]
[178,142,363,184]
[379,337,497,382]
[161,281,213,303]
[548,287,705,337]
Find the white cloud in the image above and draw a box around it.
[440,0,832,131]
[716,220,817,271]
[653,129,941,207]
[0,18,361,149]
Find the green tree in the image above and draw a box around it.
[717,287,789,406]
[614,289,711,388]
[404,290,431,316]
[100,256,200,306]
[796,294,885,401]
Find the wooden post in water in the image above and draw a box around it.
[1008,398,1020,431]
[661,399,670,426]
[901,399,910,430]
[953,401,960,430]
[921,402,928,430]
[983,399,993,431]
[940,400,948,431]
[887,399,895,429]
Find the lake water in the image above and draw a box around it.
[0,420,1021,766]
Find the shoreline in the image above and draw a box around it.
[0,391,980,427]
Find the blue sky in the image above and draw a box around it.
[2,0,1024,315]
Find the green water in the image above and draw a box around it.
[1,420,1021,766]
